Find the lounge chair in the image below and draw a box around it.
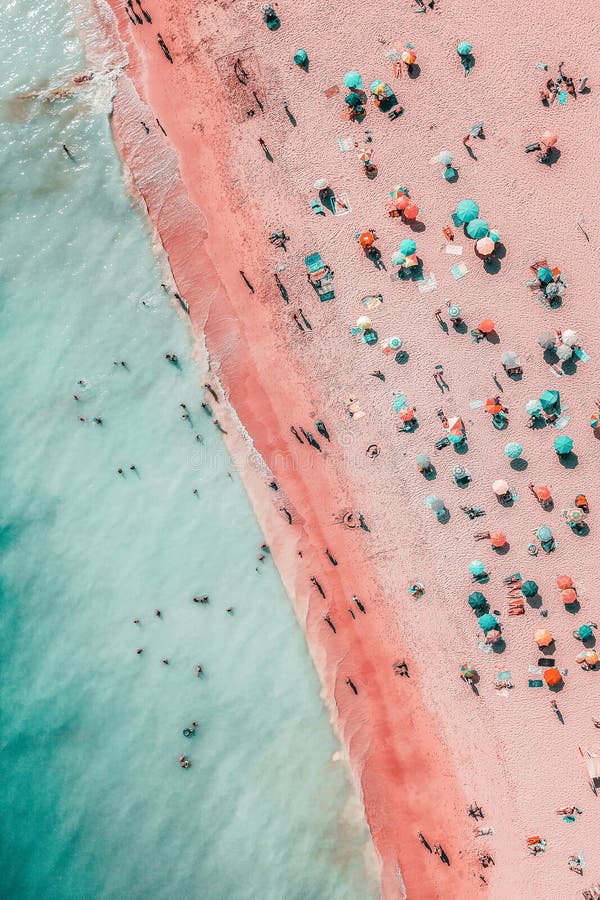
[305,252,335,301]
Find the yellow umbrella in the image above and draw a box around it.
[534,629,553,647]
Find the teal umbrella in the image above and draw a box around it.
[466,218,489,239]
[521,580,538,598]
[457,41,473,56]
[537,266,553,284]
[443,167,457,180]
[554,435,573,455]
[345,92,363,108]
[525,399,543,415]
[478,613,498,632]
[578,624,593,640]
[468,591,487,610]
[540,389,560,413]
[456,199,479,222]
[504,442,523,459]
[469,560,485,576]
[294,49,308,66]
[370,79,385,94]
[391,251,406,266]
[399,238,417,255]
[537,526,552,542]
[488,230,501,243]
[343,70,363,90]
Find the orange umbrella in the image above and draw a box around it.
[404,253,419,267]
[535,628,553,647]
[557,574,573,590]
[396,194,410,211]
[586,651,599,667]
[485,398,503,414]
[541,129,558,147]
[402,49,417,65]
[359,231,375,248]
[561,588,577,604]
[403,202,419,219]
[490,532,506,548]
[448,416,464,436]
[479,318,495,334]
[533,485,551,502]
[357,148,373,164]
[398,407,415,422]
[543,667,562,686]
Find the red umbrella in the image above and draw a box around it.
[479,319,495,334]
[359,231,375,248]
[403,202,419,220]
[557,575,573,590]
[396,195,410,211]
[561,588,577,604]
[490,532,506,548]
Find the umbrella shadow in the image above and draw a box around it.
[493,542,510,556]
[453,441,469,455]
[483,256,501,275]
[543,348,559,365]
[436,509,451,524]
[423,466,437,481]
[408,220,426,233]
[549,680,565,693]
[485,330,500,345]
[491,638,506,654]
[573,522,590,537]
[540,147,561,167]
[365,165,379,180]
[395,350,410,364]
[561,358,578,376]
[558,451,578,469]
[407,64,421,79]
[526,594,543,609]
[497,495,514,508]
[564,599,581,614]
[540,640,556,656]
[510,458,528,471]
[377,93,398,112]
[453,321,468,335]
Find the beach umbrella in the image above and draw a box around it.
[476,237,495,255]
[456,198,479,223]
[356,315,372,330]
[343,70,363,90]
[416,452,431,470]
[390,184,408,199]
[541,129,558,147]
[485,399,502,414]
[532,485,551,502]
[457,41,473,56]
[387,337,402,351]
[404,253,419,268]
[488,229,501,243]
[478,318,495,334]
[468,591,487,610]
[395,195,410,212]
[591,412,600,429]
[391,251,406,266]
[554,435,573,455]
[556,344,572,361]
[586,651,599,667]
[460,662,476,680]
[540,389,560,412]
[525,399,543,416]
[438,150,453,165]
[545,282,560,298]
[485,629,502,645]
[466,218,489,239]
[357,148,373,164]
[561,588,577,604]
[452,464,467,479]
[492,479,509,495]
[443,167,457,181]
[402,49,417,65]
[424,495,445,512]
[345,91,363,108]
[557,575,573,590]
[490,531,507,548]
[294,49,308,66]
[535,628,553,647]
[522,580,538,597]
[562,329,578,347]
[578,624,593,640]
[448,304,462,319]
[469,560,486,577]
[400,238,417,256]
[313,178,329,191]
[478,613,498,632]
[501,350,519,367]
[448,416,465,436]
[543,667,562,687]
[538,331,556,350]
[504,442,522,459]
[565,507,584,523]
[403,202,419,220]
[399,407,415,422]
[370,79,386,95]
[358,231,375,248]
[537,267,554,284]
[537,525,553,542]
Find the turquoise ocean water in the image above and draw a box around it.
[0,2,377,897]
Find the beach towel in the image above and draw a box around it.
[528,679,544,688]
[337,136,354,152]
[450,263,468,279]
[445,244,463,255]
[417,272,437,293]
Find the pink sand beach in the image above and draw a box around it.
[83,0,600,896]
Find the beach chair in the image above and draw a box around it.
[579,748,600,794]
[310,199,326,216]
[305,252,335,301]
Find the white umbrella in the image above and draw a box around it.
[313,178,328,190]
[556,343,573,361]
[424,495,445,512]
[438,150,453,165]
[562,328,578,347]
[501,350,519,367]
[538,331,556,350]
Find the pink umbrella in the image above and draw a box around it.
[541,130,558,147]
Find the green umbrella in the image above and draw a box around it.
[537,266,553,284]
[399,238,417,255]
[468,591,487,610]
[554,435,573,455]
[294,49,308,66]
[345,92,363,108]
[540,389,560,413]
[488,230,501,243]
[521,580,538,597]
[457,41,473,56]
[504,442,523,459]
[578,624,593,640]
[456,199,479,223]
[469,560,485,576]
[537,526,552,542]
[466,218,489,239]
[478,613,498,632]
[343,70,363,90]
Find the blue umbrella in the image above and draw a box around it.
[469,560,486,576]
[399,238,417,256]
[456,198,479,223]
[504,442,523,459]
[521,580,538,598]
[478,613,498,632]
[343,70,363,90]
[578,624,593,640]
[344,92,363,108]
[554,435,573,455]
[537,266,553,284]
[468,591,487,610]
[443,167,457,180]
[537,526,552,542]
[466,218,489,239]
[540,389,560,413]
[488,230,501,243]
[294,49,308,66]
[457,41,473,56]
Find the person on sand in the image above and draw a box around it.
[310,576,326,598]
[345,677,358,694]
[325,548,338,565]
[417,832,432,851]
[290,425,303,443]
[352,594,366,614]
[323,614,336,633]
[280,507,292,524]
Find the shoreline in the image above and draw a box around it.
[79,1,478,896]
